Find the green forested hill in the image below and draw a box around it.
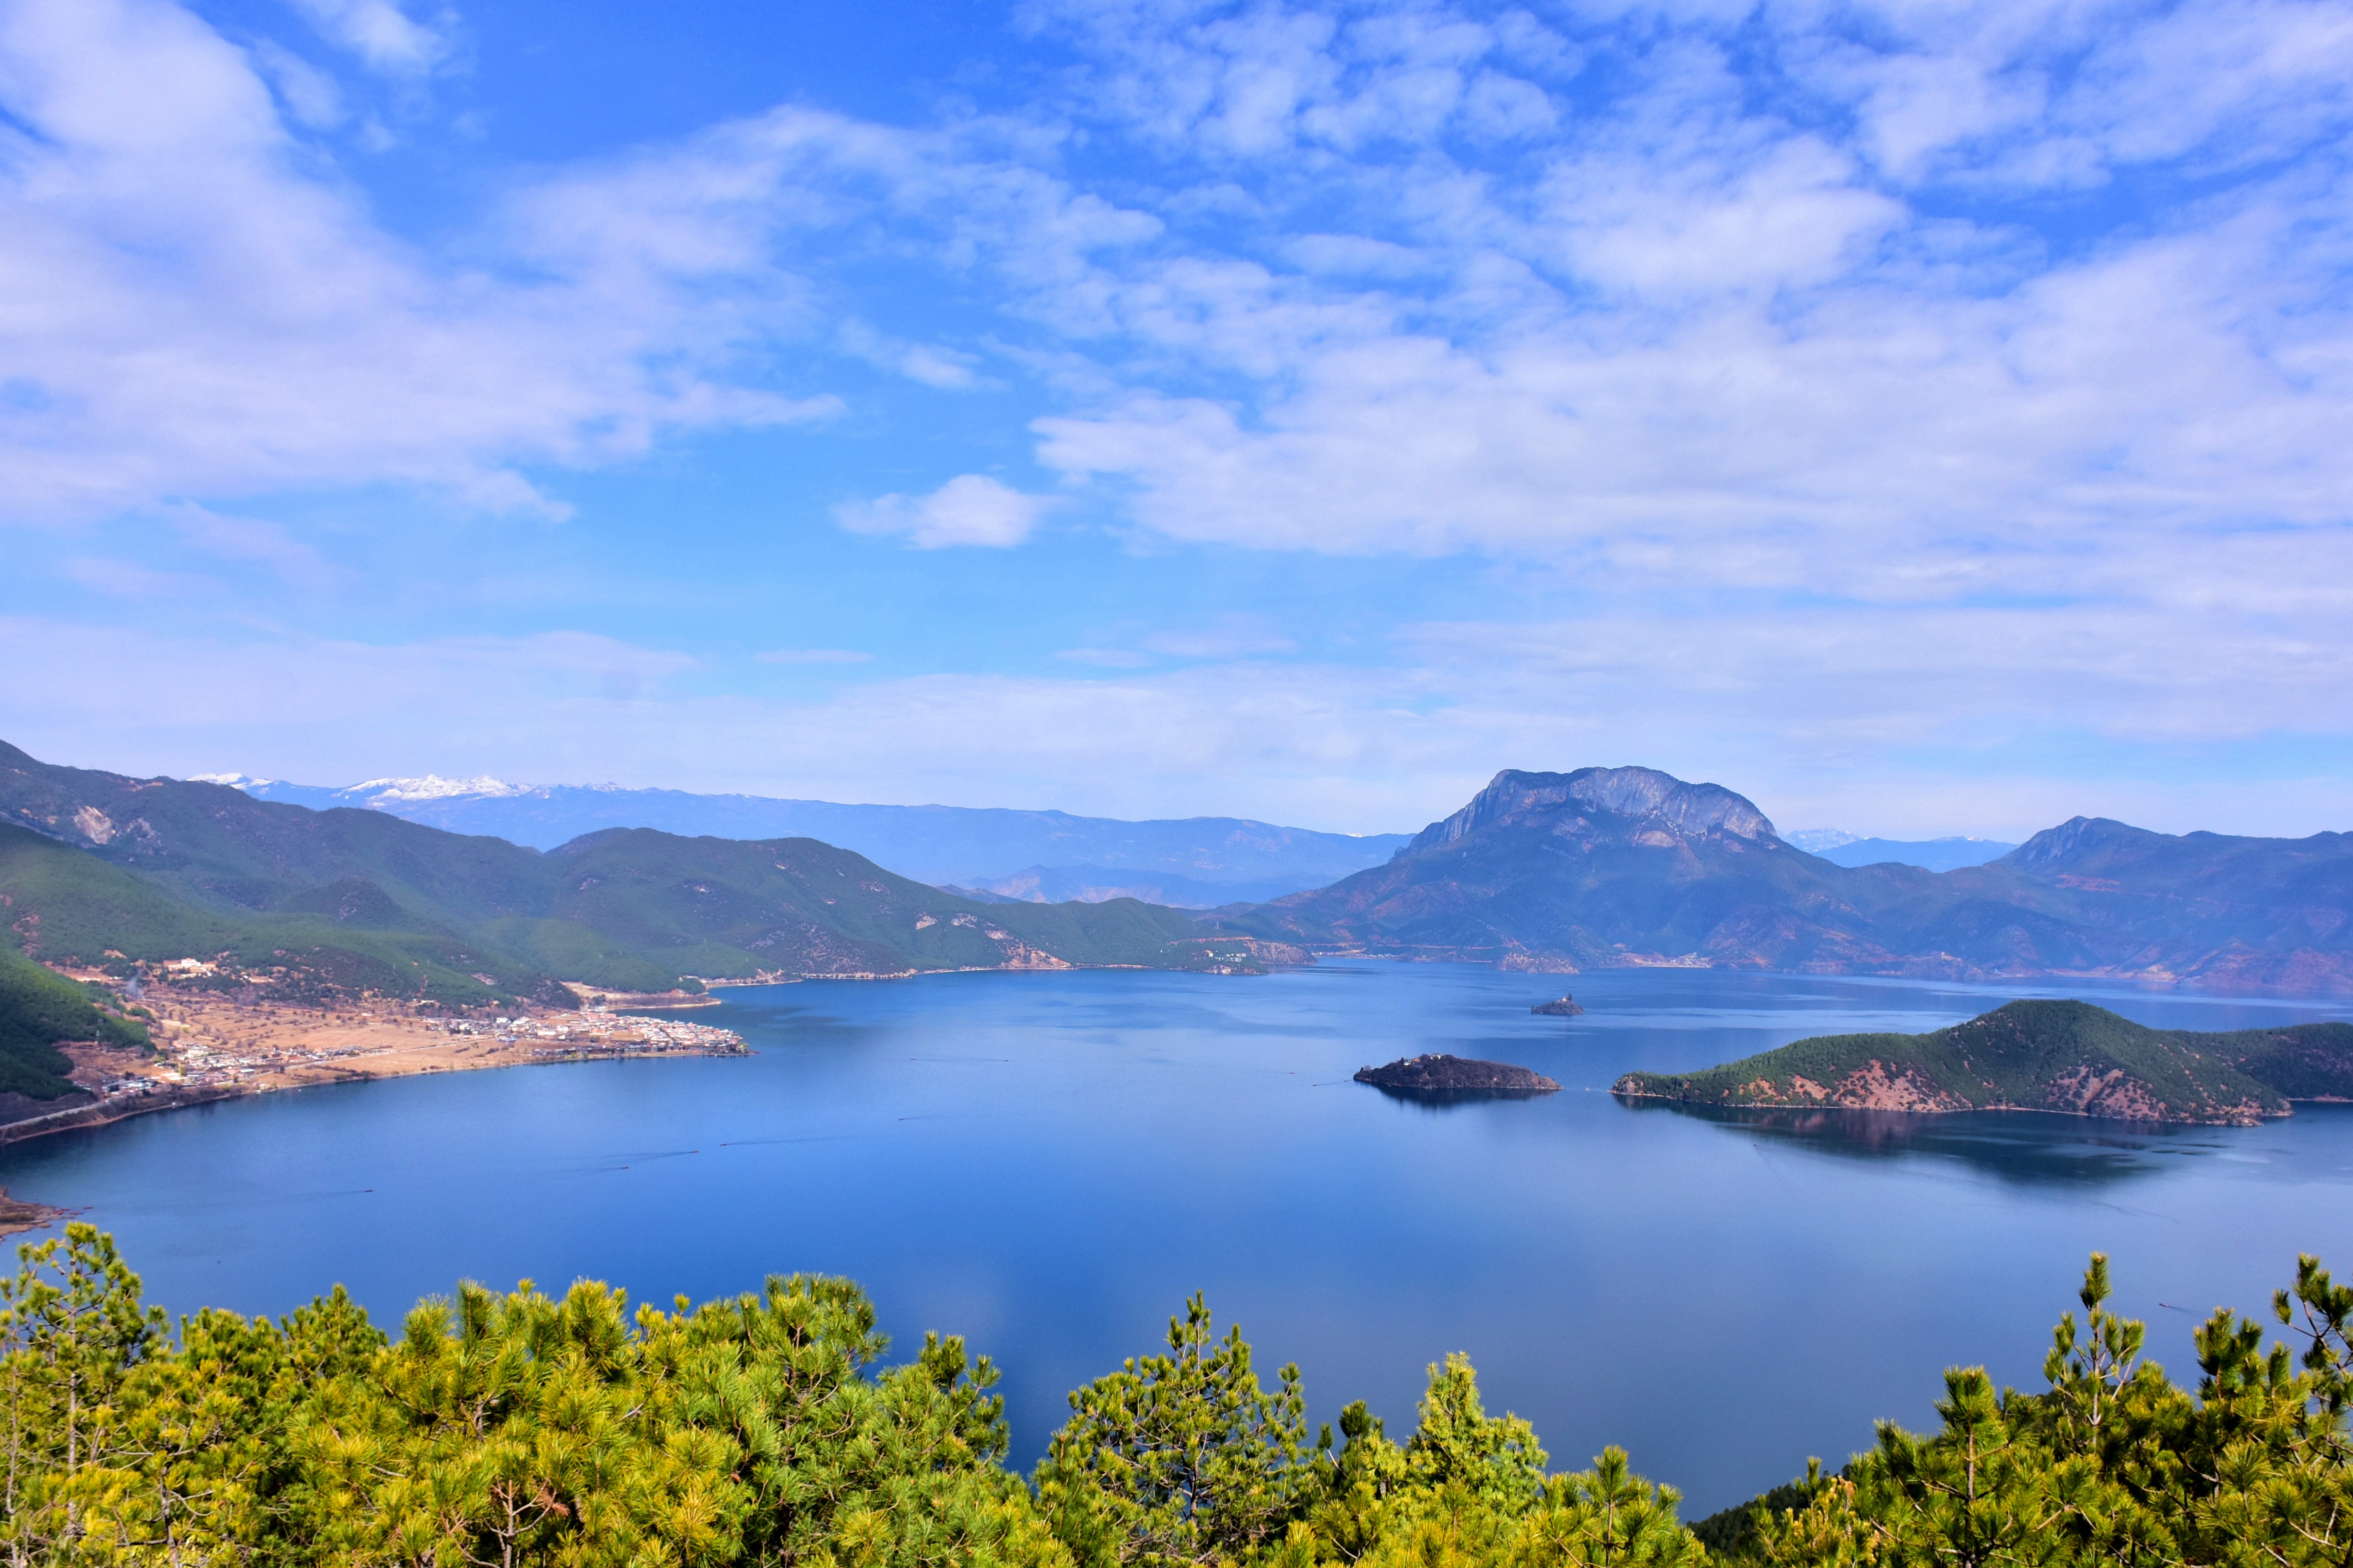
[0,742,1249,1005]
[481,827,1217,982]
[1616,999,2353,1124]
[0,823,582,1007]
[2225,1019,2353,1098]
[0,946,146,1099]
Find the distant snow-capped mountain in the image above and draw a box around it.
[189,771,1412,900]
[194,774,535,812]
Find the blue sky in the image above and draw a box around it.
[2,0,2349,839]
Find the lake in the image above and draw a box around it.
[4,962,2351,1516]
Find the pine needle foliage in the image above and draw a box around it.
[6,1231,2353,1568]
[1037,1293,1312,1566]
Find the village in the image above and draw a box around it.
[3,976,748,1147]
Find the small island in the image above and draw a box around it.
[1531,996,1584,1016]
[1614,999,2353,1126]
[1356,1053,1561,1096]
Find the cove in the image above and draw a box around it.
[2,962,2350,1515]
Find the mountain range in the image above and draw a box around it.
[10,742,2353,1001]
[0,741,1273,1008]
[200,773,1409,902]
[1212,766,2353,992]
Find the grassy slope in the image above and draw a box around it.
[0,947,147,1099]
[1617,1000,2303,1124]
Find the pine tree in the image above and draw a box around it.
[1036,1293,1309,1566]
[0,1224,167,1567]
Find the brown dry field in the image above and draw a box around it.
[112,991,577,1091]
[1,984,738,1235]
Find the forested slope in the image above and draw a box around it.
[0,946,147,1100]
[0,741,1256,1005]
[1616,999,2353,1124]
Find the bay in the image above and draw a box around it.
[3,962,2351,1515]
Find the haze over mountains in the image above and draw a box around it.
[1,741,1272,1008]
[9,741,2353,1000]
[1215,767,2353,993]
[1784,831,2019,872]
[199,774,1411,907]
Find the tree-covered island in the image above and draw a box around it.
[1616,999,2353,1125]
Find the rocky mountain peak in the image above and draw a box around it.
[2007,816,2152,868]
[1407,766,1778,854]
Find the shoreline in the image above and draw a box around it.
[0,1188,72,1242]
[1610,1084,2292,1128]
[0,983,751,1163]
[1282,948,2353,998]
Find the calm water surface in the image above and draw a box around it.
[5,963,2352,1513]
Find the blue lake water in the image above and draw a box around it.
[4,962,2353,1515]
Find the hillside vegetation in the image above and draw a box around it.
[1616,999,2353,1124]
[0,742,1257,1007]
[4,1228,2350,1566]
[0,947,147,1101]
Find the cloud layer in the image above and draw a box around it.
[5,601,2344,840]
[2,0,2348,833]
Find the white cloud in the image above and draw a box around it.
[5,0,2353,840]
[248,38,344,127]
[1028,182,2353,595]
[994,0,2353,617]
[282,0,453,77]
[836,320,984,389]
[0,0,854,525]
[160,503,343,590]
[836,474,1055,548]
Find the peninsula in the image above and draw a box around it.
[0,958,746,1152]
[1613,999,2353,1125]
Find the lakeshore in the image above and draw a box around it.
[5,963,2348,1515]
[0,979,748,1162]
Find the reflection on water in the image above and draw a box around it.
[1366,1085,1559,1109]
[0,961,2348,1517]
[1617,1098,2230,1188]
